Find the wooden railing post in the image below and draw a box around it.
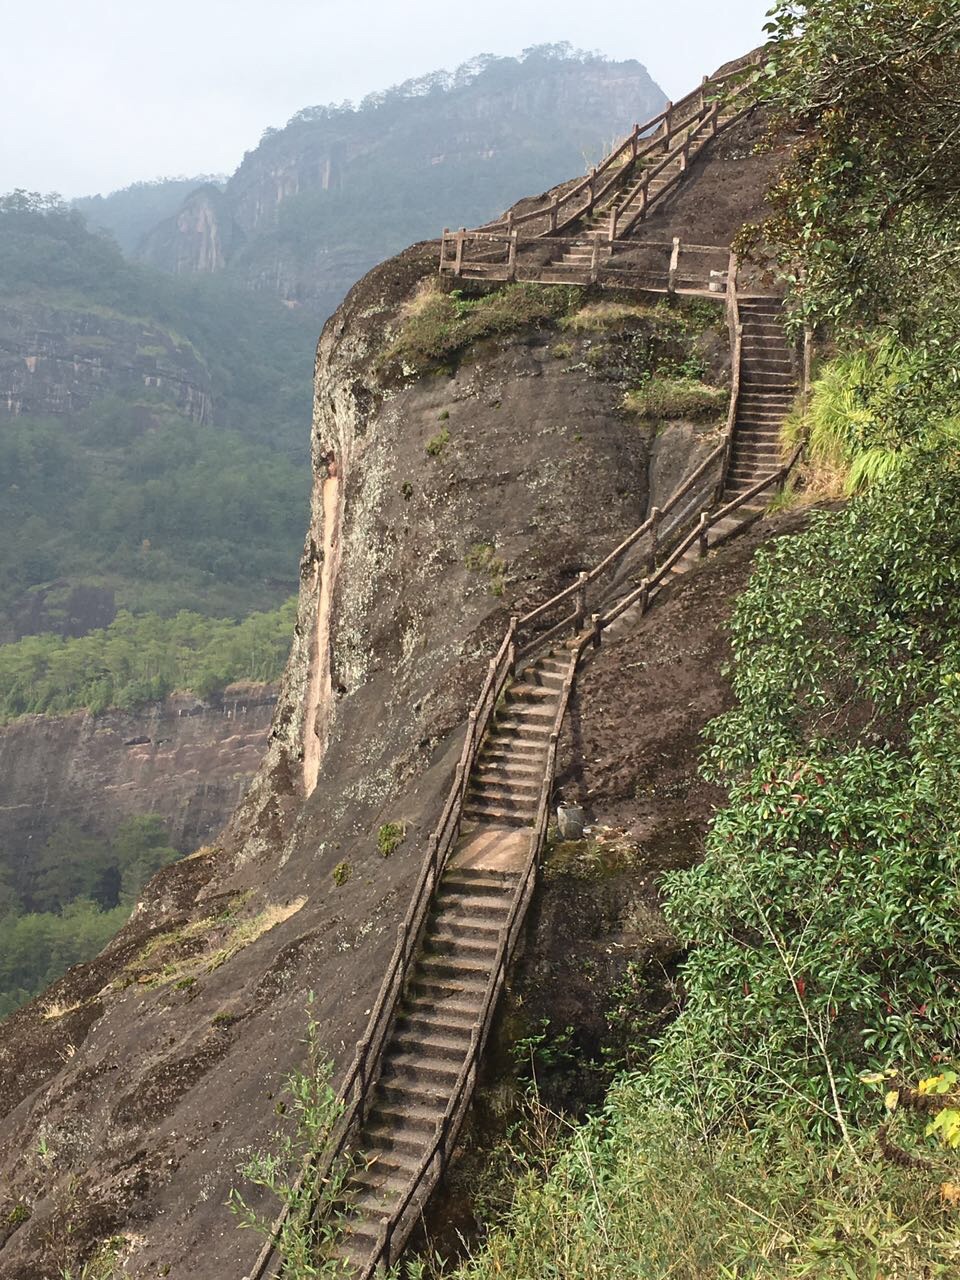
[698,511,709,558]
[591,613,601,649]
[590,237,600,284]
[663,100,673,144]
[574,572,588,628]
[631,123,640,160]
[550,196,559,232]
[508,616,518,674]
[700,74,708,114]
[439,228,449,273]
[587,166,597,212]
[639,578,650,613]
[608,207,618,243]
[668,237,681,294]
[648,505,662,572]
[680,137,689,173]
[508,230,518,282]
[454,229,465,276]
[803,324,813,421]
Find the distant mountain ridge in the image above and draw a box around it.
[133,45,666,315]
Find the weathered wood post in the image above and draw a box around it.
[454,229,466,275]
[639,578,650,613]
[440,228,449,273]
[550,196,559,232]
[590,237,601,284]
[803,324,814,423]
[668,237,681,294]
[587,166,597,212]
[508,230,518,281]
[608,207,618,243]
[574,572,588,628]
[508,616,518,674]
[648,505,662,572]
[591,612,601,649]
[680,137,689,173]
[698,511,709,558]
[631,123,640,160]
[663,100,673,145]
[700,74,709,114]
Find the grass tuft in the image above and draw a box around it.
[623,376,727,420]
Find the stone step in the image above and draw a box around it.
[401,992,481,1026]
[382,1049,462,1084]
[426,929,500,960]
[479,740,546,762]
[493,713,553,736]
[474,765,541,791]
[362,1122,428,1159]
[468,782,539,810]
[366,1098,445,1134]
[462,800,533,827]
[508,681,557,702]
[431,884,513,916]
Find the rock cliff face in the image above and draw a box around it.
[139,51,666,315]
[0,684,277,886]
[0,299,211,421]
[0,101,790,1278]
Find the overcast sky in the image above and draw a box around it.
[2,0,771,198]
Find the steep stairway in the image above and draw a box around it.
[723,297,796,501]
[328,651,574,1276]
[549,100,749,273]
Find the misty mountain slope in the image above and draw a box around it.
[139,45,666,314]
[72,177,227,256]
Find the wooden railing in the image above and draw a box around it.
[718,251,743,496]
[353,649,581,1279]
[597,443,804,630]
[439,233,730,292]
[458,54,761,241]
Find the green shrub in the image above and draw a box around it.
[376,822,405,858]
[794,336,960,492]
[426,426,450,457]
[623,376,727,419]
[647,450,960,1135]
[465,542,507,595]
[332,861,351,887]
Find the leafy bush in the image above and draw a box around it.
[442,1090,960,1280]
[790,336,960,492]
[642,451,960,1134]
[376,822,406,858]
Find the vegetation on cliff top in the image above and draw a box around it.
[0,597,296,722]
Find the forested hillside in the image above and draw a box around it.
[136,46,666,314]
[0,193,314,641]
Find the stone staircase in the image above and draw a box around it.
[550,103,746,272]
[463,654,568,826]
[724,297,797,500]
[328,651,574,1275]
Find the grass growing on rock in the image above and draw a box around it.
[382,279,583,375]
[623,376,727,420]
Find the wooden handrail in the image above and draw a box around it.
[468,67,758,242]
[718,251,742,499]
[355,648,581,1280]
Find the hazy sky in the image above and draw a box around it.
[2,0,771,198]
